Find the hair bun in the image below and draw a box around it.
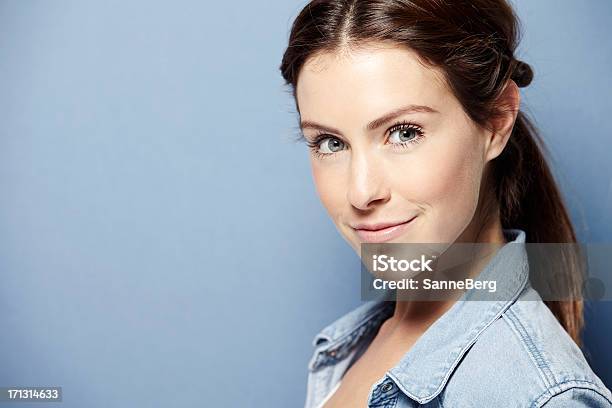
[512,60,533,87]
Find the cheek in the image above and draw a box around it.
[390,133,484,239]
[310,160,347,219]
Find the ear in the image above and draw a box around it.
[484,80,521,163]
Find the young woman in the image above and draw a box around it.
[279,0,611,407]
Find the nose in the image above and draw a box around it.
[346,150,390,211]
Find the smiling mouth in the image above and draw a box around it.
[352,215,418,243]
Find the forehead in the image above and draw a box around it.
[296,44,450,123]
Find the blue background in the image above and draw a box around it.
[0,1,610,406]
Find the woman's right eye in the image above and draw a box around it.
[316,137,345,154]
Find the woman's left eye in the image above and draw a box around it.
[388,126,422,144]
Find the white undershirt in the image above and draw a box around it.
[315,380,342,408]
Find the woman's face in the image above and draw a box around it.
[296,43,506,253]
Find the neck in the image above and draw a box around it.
[389,213,506,333]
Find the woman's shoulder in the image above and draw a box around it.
[441,288,612,407]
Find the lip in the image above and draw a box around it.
[351,215,418,243]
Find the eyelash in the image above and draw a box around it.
[305,120,426,159]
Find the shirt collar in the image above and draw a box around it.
[310,229,529,403]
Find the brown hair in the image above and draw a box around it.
[279,0,583,344]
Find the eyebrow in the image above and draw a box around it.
[299,104,439,135]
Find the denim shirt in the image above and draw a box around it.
[304,229,612,407]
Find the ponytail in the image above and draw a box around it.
[495,111,584,344]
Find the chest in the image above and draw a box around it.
[322,335,419,407]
